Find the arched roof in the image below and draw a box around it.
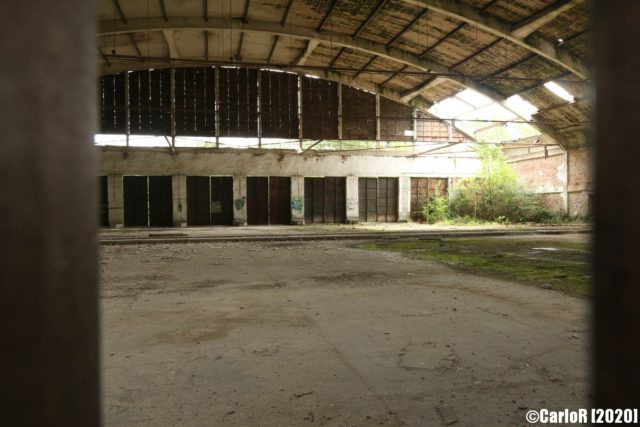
[97,0,592,147]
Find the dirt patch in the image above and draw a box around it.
[101,237,588,426]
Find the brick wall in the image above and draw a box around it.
[506,145,593,217]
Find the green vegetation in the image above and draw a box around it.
[355,236,591,297]
[423,144,564,224]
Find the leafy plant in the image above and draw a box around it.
[425,144,562,224]
[423,183,450,224]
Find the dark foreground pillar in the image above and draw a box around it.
[594,1,640,409]
[0,2,99,426]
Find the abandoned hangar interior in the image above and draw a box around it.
[6,0,640,426]
[96,0,592,227]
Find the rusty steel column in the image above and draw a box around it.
[594,1,640,409]
[0,1,99,426]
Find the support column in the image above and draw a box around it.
[398,175,411,222]
[233,175,248,226]
[346,175,359,223]
[107,174,124,228]
[562,148,569,215]
[338,82,343,150]
[0,1,99,425]
[172,174,187,227]
[290,175,304,225]
[594,1,640,409]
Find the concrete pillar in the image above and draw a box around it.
[233,175,247,226]
[172,174,187,227]
[561,149,569,215]
[107,174,124,228]
[290,175,304,225]
[346,175,359,223]
[398,175,411,222]
[0,1,99,425]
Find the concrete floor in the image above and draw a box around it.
[101,236,589,426]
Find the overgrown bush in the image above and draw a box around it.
[422,184,450,224]
[423,144,559,223]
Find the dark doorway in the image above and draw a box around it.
[304,177,346,224]
[211,177,234,225]
[187,176,234,226]
[148,176,173,227]
[123,176,149,227]
[269,177,291,225]
[99,176,109,227]
[187,176,211,226]
[247,177,269,225]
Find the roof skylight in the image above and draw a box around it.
[455,89,492,109]
[505,95,538,120]
[544,81,575,103]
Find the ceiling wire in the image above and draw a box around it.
[112,1,117,54]
[228,0,233,61]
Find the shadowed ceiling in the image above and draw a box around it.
[97,0,592,147]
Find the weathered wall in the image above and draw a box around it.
[98,146,480,226]
[506,145,593,217]
[566,146,593,217]
[98,146,479,178]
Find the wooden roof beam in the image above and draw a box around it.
[97,18,567,145]
[401,0,590,78]
[354,0,390,38]
[511,0,585,38]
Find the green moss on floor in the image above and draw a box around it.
[355,236,591,298]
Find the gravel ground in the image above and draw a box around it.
[101,237,589,426]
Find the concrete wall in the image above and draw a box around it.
[506,145,593,217]
[98,146,480,226]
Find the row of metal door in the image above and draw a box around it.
[358,177,398,222]
[123,176,173,227]
[186,176,234,226]
[247,177,291,225]
[110,175,409,227]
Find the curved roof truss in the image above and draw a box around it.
[97,17,568,145]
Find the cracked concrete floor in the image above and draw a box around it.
[101,238,589,426]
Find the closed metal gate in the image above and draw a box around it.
[99,176,109,227]
[187,176,234,226]
[211,177,234,226]
[359,177,398,222]
[304,177,346,224]
[123,176,148,227]
[269,177,291,225]
[377,178,398,222]
[187,176,210,225]
[247,177,269,225]
[410,177,448,221]
[247,176,291,225]
[123,176,173,227]
[148,176,173,227]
